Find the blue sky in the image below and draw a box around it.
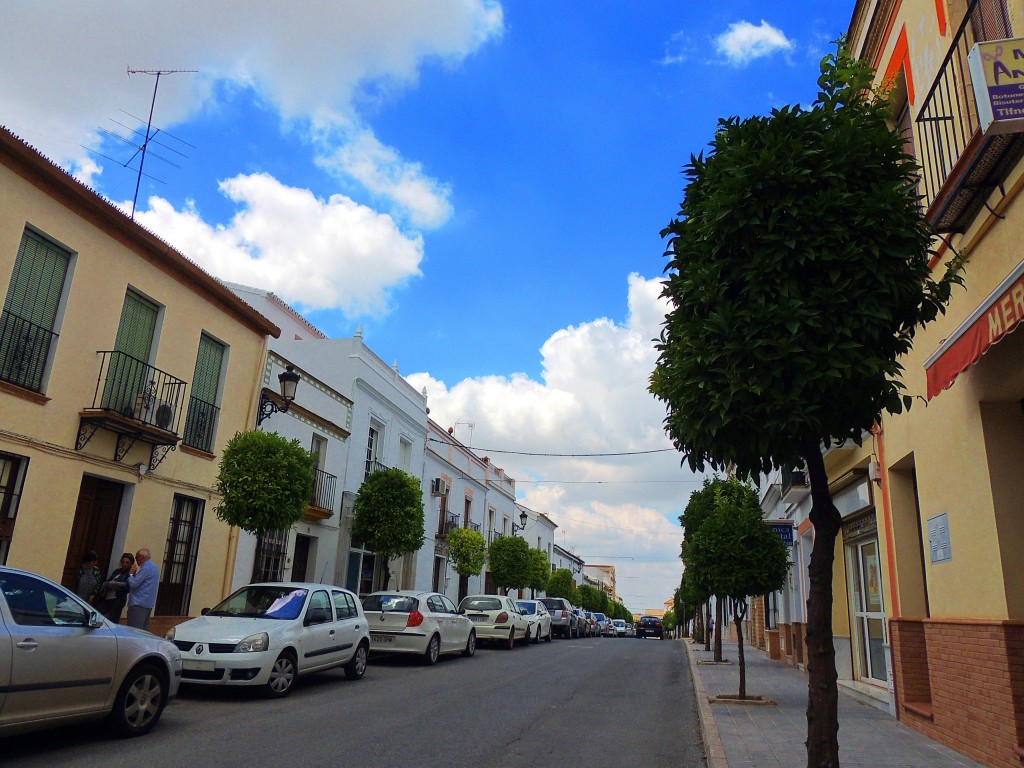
[3,1,855,612]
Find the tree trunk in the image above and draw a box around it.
[382,557,391,588]
[735,612,746,699]
[714,597,724,662]
[458,574,469,604]
[705,600,712,651]
[693,600,704,642]
[803,440,842,767]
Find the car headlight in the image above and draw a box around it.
[165,626,176,641]
[234,632,270,653]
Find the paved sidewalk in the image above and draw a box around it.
[683,638,984,768]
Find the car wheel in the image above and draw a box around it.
[505,628,515,650]
[109,663,166,737]
[344,642,369,680]
[423,634,441,666]
[545,626,553,642]
[533,625,541,644]
[462,630,477,657]
[265,650,298,698]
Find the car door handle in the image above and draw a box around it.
[16,640,38,650]
[329,629,336,636]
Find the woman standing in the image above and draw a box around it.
[97,552,134,623]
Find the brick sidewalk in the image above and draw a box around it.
[684,638,985,767]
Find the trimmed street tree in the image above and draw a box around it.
[352,468,425,588]
[447,527,487,603]
[650,45,962,766]
[215,430,315,537]
[528,548,550,597]
[488,535,532,594]
[686,479,789,699]
[680,477,723,654]
[545,568,577,603]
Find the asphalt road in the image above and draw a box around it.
[4,634,706,768]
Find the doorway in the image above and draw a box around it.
[292,534,313,582]
[851,537,887,683]
[62,476,124,589]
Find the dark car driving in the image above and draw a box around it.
[636,615,665,640]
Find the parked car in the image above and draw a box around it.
[602,617,617,637]
[362,590,475,664]
[538,597,575,638]
[573,608,591,637]
[611,619,627,637]
[625,622,635,637]
[585,611,598,636]
[458,595,530,648]
[168,582,369,697]
[592,612,609,637]
[0,565,181,737]
[516,599,553,643]
[636,615,665,640]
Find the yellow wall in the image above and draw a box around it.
[0,152,270,614]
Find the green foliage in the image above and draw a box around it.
[685,479,790,602]
[488,535,532,592]
[352,468,425,561]
[546,568,577,602]
[447,528,487,577]
[576,584,601,611]
[650,44,963,478]
[528,548,550,592]
[662,610,676,632]
[214,430,315,537]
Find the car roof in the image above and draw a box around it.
[364,590,439,598]
[248,581,351,591]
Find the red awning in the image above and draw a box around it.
[925,258,1024,399]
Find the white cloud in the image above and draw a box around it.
[0,1,503,226]
[715,20,794,66]
[661,31,695,66]
[129,172,423,315]
[408,274,701,612]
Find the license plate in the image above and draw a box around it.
[371,634,394,643]
[183,660,215,671]
[469,614,488,623]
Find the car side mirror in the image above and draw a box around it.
[458,609,466,615]
[305,607,328,626]
[88,611,105,628]
[201,607,210,615]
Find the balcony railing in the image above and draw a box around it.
[468,521,481,532]
[0,310,57,393]
[182,396,220,453]
[916,0,1018,232]
[89,351,186,434]
[437,512,460,538]
[488,529,503,544]
[364,458,389,482]
[310,467,337,513]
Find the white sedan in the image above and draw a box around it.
[516,599,553,643]
[167,582,369,697]
[362,590,475,664]
[458,594,531,648]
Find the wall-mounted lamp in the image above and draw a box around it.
[510,509,529,537]
[257,365,301,427]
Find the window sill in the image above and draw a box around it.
[0,379,50,405]
[179,444,215,460]
[901,701,934,721]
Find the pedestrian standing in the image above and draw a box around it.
[97,552,134,623]
[126,548,159,630]
[76,551,102,604]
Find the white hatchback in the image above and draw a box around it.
[458,594,530,648]
[362,591,475,665]
[516,599,553,644]
[167,582,369,697]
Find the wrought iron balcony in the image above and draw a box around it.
[916,0,1021,232]
[437,511,460,538]
[488,529,503,544]
[304,467,337,521]
[0,309,57,393]
[182,396,220,453]
[77,350,186,466]
[468,521,481,532]
[781,466,809,503]
[363,458,389,482]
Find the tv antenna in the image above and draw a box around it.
[454,419,476,446]
[123,67,197,218]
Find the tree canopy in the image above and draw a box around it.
[214,430,314,537]
[528,548,550,594]
[488,535,532,593]
[352,468,425,585]
[447,528,487,578]
[545,568,578,604]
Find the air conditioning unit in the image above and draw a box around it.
[134,394,176,430]
[430,478,449,497]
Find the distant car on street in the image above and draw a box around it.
[459,595,530,648]
[516,599,553,643]
[611,619,627,637]
[538,597,575,638]
[593,612,609,637]
[636,615,665,640]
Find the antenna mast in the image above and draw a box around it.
[126,67,196,218]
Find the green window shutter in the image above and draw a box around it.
[191,334,225,404]
[114,291,158,362]
[3,229,71,330]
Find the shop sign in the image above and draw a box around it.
[768,522,794,546]
[969,38,1024,135]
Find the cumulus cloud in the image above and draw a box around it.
[129,173,423,315]
[715,20,794,66]
[408,274,700,611]
[0,1,503,226]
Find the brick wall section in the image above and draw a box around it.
[891,618,1024,768]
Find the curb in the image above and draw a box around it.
[683,640,729,768]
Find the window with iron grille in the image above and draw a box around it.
[0,451,28,566]
[252,529,288,583]
[1,229,71,392]
[155,494,205,616]
[182,333,225,452]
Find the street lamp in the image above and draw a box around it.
[256,365,301,426]
[510,509,528,536]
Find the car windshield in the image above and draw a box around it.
[594,613,606,621]
[462,597,502,611]
[516,602,537,615]
[207,586,308,620]
[363,594,418,612]
[539,598,561,609]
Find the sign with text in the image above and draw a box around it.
[768,522,794,547]
[969,38,1024,135]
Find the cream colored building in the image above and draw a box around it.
[0,127,278,624]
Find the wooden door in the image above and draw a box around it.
[62,476,122,589]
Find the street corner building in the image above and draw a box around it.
[0,126,280,634]
[746,2,1024,767]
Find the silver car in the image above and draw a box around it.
[0,565,181,737]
